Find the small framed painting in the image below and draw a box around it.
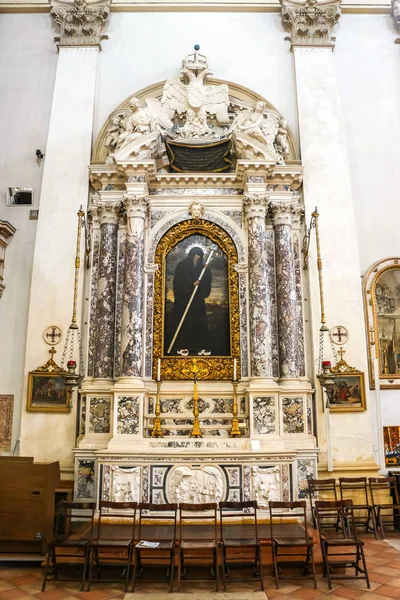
[26,351,70,413]
[326,372,366,412]
[384,426,400,467]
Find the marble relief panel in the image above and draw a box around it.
[281,464,290,501]
[89,397,111,433]
[296,458,316,499]
[167,465,224,504]
[282,397,305,434]
[102,465,111,501]
[111,465,141,503]
[251,465,281,506]
[76,459,96,499]
[243,465,252,502]
[117,396,140,435]
[252,396,276,435]
[142,466,150,503]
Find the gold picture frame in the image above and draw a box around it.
[326,372,367,412]
[26,349,70,413]
[153,219,240,381]
[363,258,400,389]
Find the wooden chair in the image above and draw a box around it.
[178,502,219,592]
[308,478,338,528]
[315,499,370,590]
[219,500,264,591]
[132,502,178,593]
[339,477,377,538]
[369,477,400,538]
[41,501,96,591]
[269,501,317,590]
[87,501,137,592]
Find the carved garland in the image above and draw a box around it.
[153,219,240,381]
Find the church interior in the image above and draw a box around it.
[2,0,400,598]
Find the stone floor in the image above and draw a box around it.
[1,536,400,599]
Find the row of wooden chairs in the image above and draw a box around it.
[308,476,400,538]
[42,500,264,593]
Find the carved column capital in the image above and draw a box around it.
[88,204,101,228]
[280,0,341,49]
[97,202,120,225]
[123,194,149,221]
[392,0,400,43]
[243,194,269,219]
[49,0,111,48]
[270,202,303,227]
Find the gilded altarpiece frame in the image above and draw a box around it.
[153,219,240,380]
[364,258,400,389]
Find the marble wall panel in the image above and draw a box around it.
[243,465,252,502]
[222,210,243,227]
[80,396,86,435]
[117,396,140,435]
[76,459,96,499]
[238,272,249,378]
[252,396,276,435]
[150,465,169,504]
[282,397,305,434]
[148,188,242,196]
[102,464,111,501]
[282,464,290,501]
[296,458,316,499]
[0,395,13,447]
[89,397,111,433]
[142,466,150,503]
[307,396,313,435]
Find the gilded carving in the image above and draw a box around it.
[153,219,240,380]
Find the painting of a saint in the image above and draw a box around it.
[27,371,70,412]
[374,268,400,376]
[164,234,230,356]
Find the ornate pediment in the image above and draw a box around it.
[96,48,295,173]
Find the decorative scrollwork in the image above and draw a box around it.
[153,219,240,381]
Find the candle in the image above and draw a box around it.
[157,358,161,382]
[322,361,331,368]
[233,358,237,381]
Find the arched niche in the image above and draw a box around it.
[92,80,299,164]
[364,257,400,389]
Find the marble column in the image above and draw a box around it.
[120,195,149,378]
[244,195,275,379]
[20,0,111,461]
[271,202,299,379]
[93,203,119,379]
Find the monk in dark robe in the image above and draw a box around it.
[171,246,212,354]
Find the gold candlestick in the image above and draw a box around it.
[229,380,241,437]
[151,381,163,438]
[190,359,202,438]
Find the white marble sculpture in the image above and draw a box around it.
[168,465,224,504]
[251,465,280,506]
[110,465,140,502]
[116,97,174,151]
[50,0,111,46]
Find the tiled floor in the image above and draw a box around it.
[1,536,400,600]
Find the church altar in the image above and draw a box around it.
[71,47,317,509]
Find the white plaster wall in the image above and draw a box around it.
[0,14,57,454]
[93,12,298,144]
[335,15,400,443]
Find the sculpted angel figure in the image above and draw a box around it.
[230,101,279,151]
[116,96,174,150]
[104,115,125,152]
[274,118,289,158]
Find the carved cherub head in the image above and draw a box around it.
[189,202,205,219]
[129,97,142,112]
[254,101,267,114]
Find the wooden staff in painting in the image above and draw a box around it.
[167,248,214,355]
